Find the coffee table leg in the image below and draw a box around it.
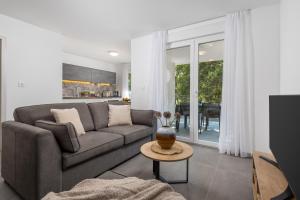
[153,160,160,179]
[186,159,189,182]
[152,159,189,184]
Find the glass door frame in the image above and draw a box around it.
[193,33,224,148]
[167,39,195,144]
[167,33,224,147]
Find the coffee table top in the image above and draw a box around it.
[140,141,193,162]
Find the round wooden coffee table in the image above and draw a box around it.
[140,141,193,184]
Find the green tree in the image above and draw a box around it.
[175,64,190,105]
[198,60,223,104]
[175,60,223,105]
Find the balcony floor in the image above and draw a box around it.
[175,116,220,143]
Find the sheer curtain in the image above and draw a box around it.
[147,31,168,113]
[219,10,254,157]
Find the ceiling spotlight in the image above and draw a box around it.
[199,51,206,56]
[108,51,119,57]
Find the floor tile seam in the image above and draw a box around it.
[214,167,251,179]
[203,167,219,200]
[204,155,221,200]
[192,160,220,170]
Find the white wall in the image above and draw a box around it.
[167,17,225,43]
[62,52,122,95]
[131,34,154,109]
[280,0,300,94]
[251,4,281,152]
[0,14,63,120]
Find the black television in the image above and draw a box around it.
[269,95,300,199]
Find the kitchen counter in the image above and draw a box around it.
[63,96,122,99]
[62,96,123,103]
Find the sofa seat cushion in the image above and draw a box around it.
[100,125,153,145]
[62,131,124,169]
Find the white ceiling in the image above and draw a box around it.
[0,0,279,64]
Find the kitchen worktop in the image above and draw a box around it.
[62,96,123,103]
[63,96,122,99]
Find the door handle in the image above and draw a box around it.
[194,91,198,97]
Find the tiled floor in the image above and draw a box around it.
[0,145,252,200]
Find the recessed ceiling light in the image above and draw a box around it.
[199,51,206,56]
[108,51,119,57]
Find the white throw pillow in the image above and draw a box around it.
[51,108,86,136]
[108,105,132,127]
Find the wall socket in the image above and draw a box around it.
[17,81,25,88]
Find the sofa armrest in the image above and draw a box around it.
[131,109,157,135]
[131,109,154,126]
[2,121,62,200]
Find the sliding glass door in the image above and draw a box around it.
[196,38,224,146]
[167,42,192,141]
[167,34,224,146]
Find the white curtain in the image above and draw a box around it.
[147,31,168,113]
[219,10,254,157]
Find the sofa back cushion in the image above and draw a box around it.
[14,103,95,131]
[51,108,86,136]
[108,104,132,127]
[88,102,109,130]
[88,101,129,130]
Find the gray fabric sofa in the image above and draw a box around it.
[1,102,156,200]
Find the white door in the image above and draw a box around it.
[166,34,224,147]
[166,40,195,143]
[194,34,224,147]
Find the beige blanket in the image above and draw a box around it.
[42,177,186,200]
